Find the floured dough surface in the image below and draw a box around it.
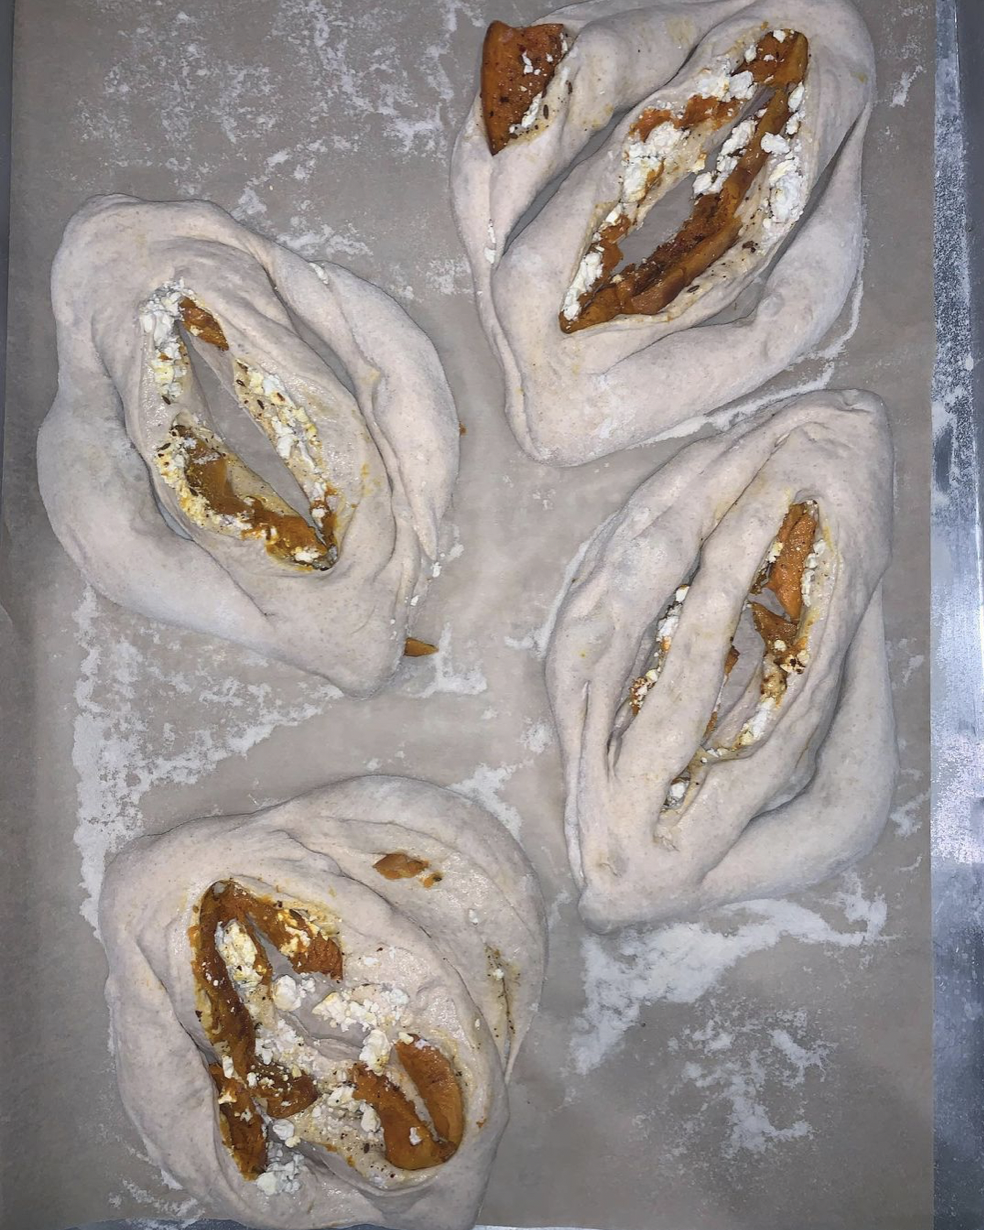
[546,390,897,930]
[37,195,460,694]
[452,0,875,463]
[99,775,546,1230]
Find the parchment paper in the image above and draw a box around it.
[0,1,933,1227]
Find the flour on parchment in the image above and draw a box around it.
[71,587,340,933]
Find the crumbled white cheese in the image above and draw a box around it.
[361,1105,381,1133]
[694,118,756,195]
[695,61,759,102]
[785,83,806,137]
[409,1127,422,1145]
[800,538,827,607]
[215,921,263,989]
[631,584,690,710]
[255,1146,304,1196]
[666,779,688,805]
[561,247,605,321]
[509,90,544,137]
[727,70,756,101]
[141,282,191,403]
[221,1055,235,1079]
[767,156,807,225]
[272,975,303,1012]
[521,51,534,74]
[236,360,323,482]
[772,28,787,41]
[327,1083,356,1107]
[491,967,505,981]
[695,65,732,100]
[359,1028,391,1073]
[622,121,684,202]
[760,131,791,156]
[737,696,778,746]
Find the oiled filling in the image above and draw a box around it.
[628,501,824,815]
[481,20,568,155]
[561,29,808,332]
[190,880,465,1190]
[145,289,342,572]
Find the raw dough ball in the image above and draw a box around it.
[100,776,546,1230]
[546,390,896,929]
[38,195,459,693]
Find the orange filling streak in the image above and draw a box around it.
[481,20,567,155]
[179,298,229,350]
[404,637,439,657]
[561,31,808,332]
[373,852,430,880]
[190,881,342,1174]
[166,423,338,569]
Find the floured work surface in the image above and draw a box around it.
[0,1,932,1227]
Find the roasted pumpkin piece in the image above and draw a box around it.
[482,20,567,155]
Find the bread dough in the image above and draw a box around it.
[452,0,874,464]
[545,390,896,930]
[38,195,459,693]
[99,776,546,1230]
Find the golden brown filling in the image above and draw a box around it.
[748,500,817,681]
[157,421,338,570]
[373,852,430,880]
[404,637,438,657]
[629,501,822,816]
[561,30,808,333]
[481,20,567,155]
[179,298,229,350]
[191,882,342,1175]
[190,880,466,1183]
[353,1036,464,1171]
[150,289,343,573]
[209,1062,268,1181]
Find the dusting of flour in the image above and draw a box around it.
[571,872,886,1076]
[72,587,341,934]
[449,763,523,838]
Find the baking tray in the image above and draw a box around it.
[933,0,984,1227]
[0,0,938,1227]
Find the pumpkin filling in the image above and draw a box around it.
[560,29,808,332]
[189,880,466,1192]
[373,852,429,880]
[626,501,826,820]
[481,20,569,155]
[155,419,337,569]
[142,283,342,571]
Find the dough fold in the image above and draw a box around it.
[100,776,546,1230]
[39,195,459,693]
[545,390,896,929]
